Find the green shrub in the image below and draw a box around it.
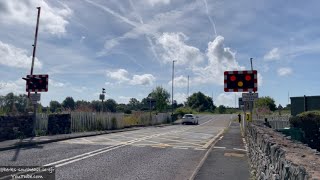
[290,111,320,151]
[175,107,194,117]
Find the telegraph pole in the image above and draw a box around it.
[171,60,176,122]
[187,75,189,99]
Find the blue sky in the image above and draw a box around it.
[1,0,320,107]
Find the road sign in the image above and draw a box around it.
[25,74,49,92]
[99,94,105,100]
[242,93,258,101]
[224,70,257,92]
[30,93,41,104]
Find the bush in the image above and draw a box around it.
[290,111,320,151]
[124,109,132,114]
[175,107,194,117]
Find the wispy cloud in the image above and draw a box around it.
[129,0,160,61]
[264,48,280,61]
[83,0,138,27]
[202,0,217,37]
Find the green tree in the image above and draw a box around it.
[254,96,276,115]
[218,105,227,114]
[187,92,216,112]
[149,86,170,112]
[116,103,127,112]
[91,100,101,112]
[49,101,61,113]
[104,99,117,112]
[128,98,140,110]
[62,97,75,111]
[0,93,33,115]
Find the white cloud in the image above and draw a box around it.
[264,48,280,61]
[0,41,42,69]
[118,96,131,104]
[106,69,155,86]
[215,92,241,107]
[106,69,130,82]
[258,73,263,87]
[50,79,65,88]
[130,74,155,85]
[168,75,188,88]
[174,92,187,104]
[0,0,72,35]
[277,67,293,76]
[145,0,170,6]
[192,36,244,85]
[157,32,204,66]
[0,79,25,95]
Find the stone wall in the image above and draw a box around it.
[0,115,33,141]
[47,114,71,135]
[246,123,320,180]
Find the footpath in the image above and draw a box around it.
[194,122,250,180]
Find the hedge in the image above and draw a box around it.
[290,111,320,151]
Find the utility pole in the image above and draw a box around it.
[171,60,176,122]
[187,75,189,99]
[30,7,41,136]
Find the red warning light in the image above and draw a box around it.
[245,75,251,81]
[230,75,236,81]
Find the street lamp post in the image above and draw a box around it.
[171,60,176,122]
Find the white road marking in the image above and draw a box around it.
[43,118,215,168]
[173,147,188,150]
[213,146,226,149]
[202,129,224,148]
[233,148,247,152]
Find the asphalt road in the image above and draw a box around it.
[0,114,235,180]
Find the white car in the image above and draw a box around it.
[182,114,199,125]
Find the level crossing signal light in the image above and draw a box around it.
[224,70,257,92]
[23,74,49,92]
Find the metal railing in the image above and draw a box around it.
[253,114,291,130]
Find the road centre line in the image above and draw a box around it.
[213,146,226,149]
[44,119,214,168]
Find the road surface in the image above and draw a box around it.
[0,114,234,180]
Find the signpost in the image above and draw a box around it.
[30,93,41,105]
[224,68,259,136]
[242,93,258,101]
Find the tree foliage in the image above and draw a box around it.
[218,105,227,114]
[49,101,61,113]
[128,98,141,110]
[254,96,276,112]
[62,97,75,110]
[149,86,170,112]
[187,92,216,112]
[0,93,32,115]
